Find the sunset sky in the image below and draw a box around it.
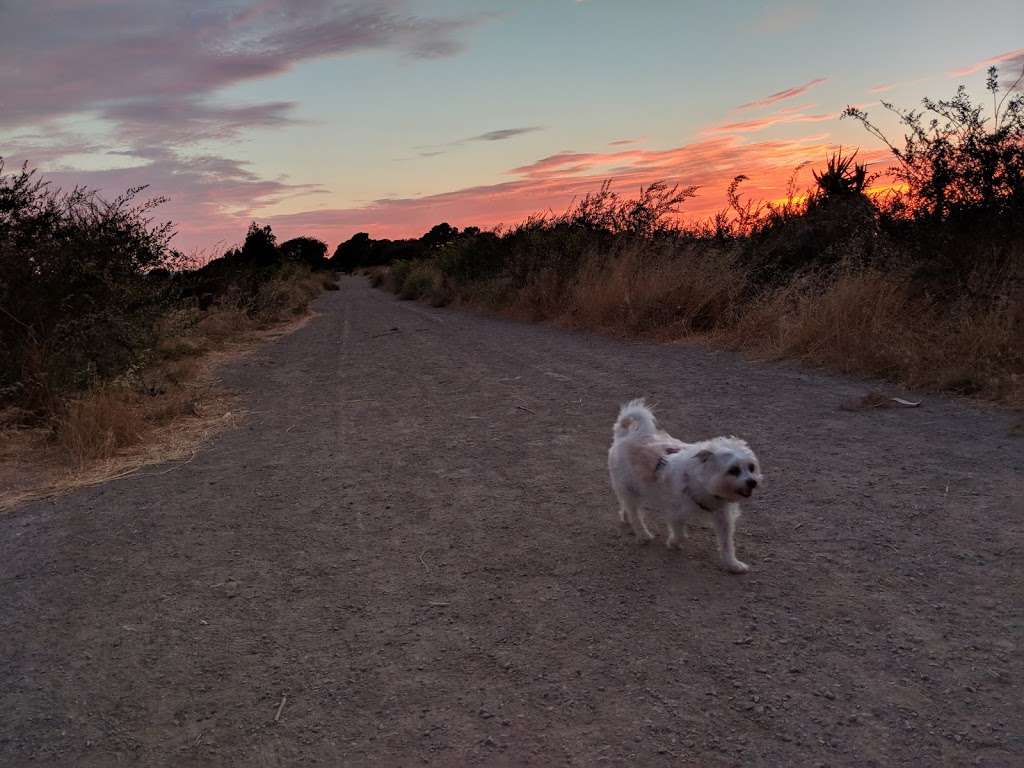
[2,1,1022,255]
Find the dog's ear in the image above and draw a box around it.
[695,449,714,463]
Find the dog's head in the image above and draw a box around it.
[692,438,762,502]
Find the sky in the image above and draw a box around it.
[2,0,1022,256]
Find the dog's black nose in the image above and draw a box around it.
[746,478,758,490]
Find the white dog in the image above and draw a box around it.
[607,399,763,574]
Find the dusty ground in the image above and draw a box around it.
[2,277,1021,767]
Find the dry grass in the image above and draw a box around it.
[559,244,746,337]
[388,244,1023,407]
[718,266,1023,405]
[55,387,148,465]
[0,270,326,512]
[252,268,325,321]
[720,268,926,377]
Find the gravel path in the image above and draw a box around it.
[2,277,1021,767]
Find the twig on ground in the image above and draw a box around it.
[516,405,536,415]
[274,694,287,723]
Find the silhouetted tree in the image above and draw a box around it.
[281,236,329,270]
[239,222,280,267]
[420,222,459,250]
[331,232,373,272]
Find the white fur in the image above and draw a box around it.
[607,399,763,574]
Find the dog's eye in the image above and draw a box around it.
[748,464,756,472]
[727,466,741,476]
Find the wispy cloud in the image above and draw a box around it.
[737,78,828,111]
[465,126,543,142]
[411,125,543,157]
[868,76,934,95]
[0,0,487,130]
[608,138,638,146]
[949,48,1024,78]
[708,107,837,135]
[260,135,891,249]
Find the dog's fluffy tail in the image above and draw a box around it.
[614,398,657,440]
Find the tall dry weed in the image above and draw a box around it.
[563,244,746,336]
[56,387,147,465]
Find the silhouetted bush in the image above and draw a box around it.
[844,66,1024,283]
[0,160,176,412]
[0,164,332,419]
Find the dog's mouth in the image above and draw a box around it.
[737,488,753,499]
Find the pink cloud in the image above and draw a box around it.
[707,109,838,135]
[259,137,892,250]
[7,119,894,255]
[949,48,1024,77]
[737,78,828,110]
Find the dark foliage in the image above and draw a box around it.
[281,236,330,270]
[0,160,176,411]
[0,164,329,416]
[842,66,1024,283]
[177,222,322,306]
[330,222,467,273]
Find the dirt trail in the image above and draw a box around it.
[2,277,1021,767]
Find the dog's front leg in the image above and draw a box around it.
[712,506,749,574]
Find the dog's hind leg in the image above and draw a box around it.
[612,486,631,527]
[623,500,655,545]
[633,505,655,545]
[712,506,748,574]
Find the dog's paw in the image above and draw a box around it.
[636,532,655,545]
[724,559,750,574]
[666,537,683,550]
